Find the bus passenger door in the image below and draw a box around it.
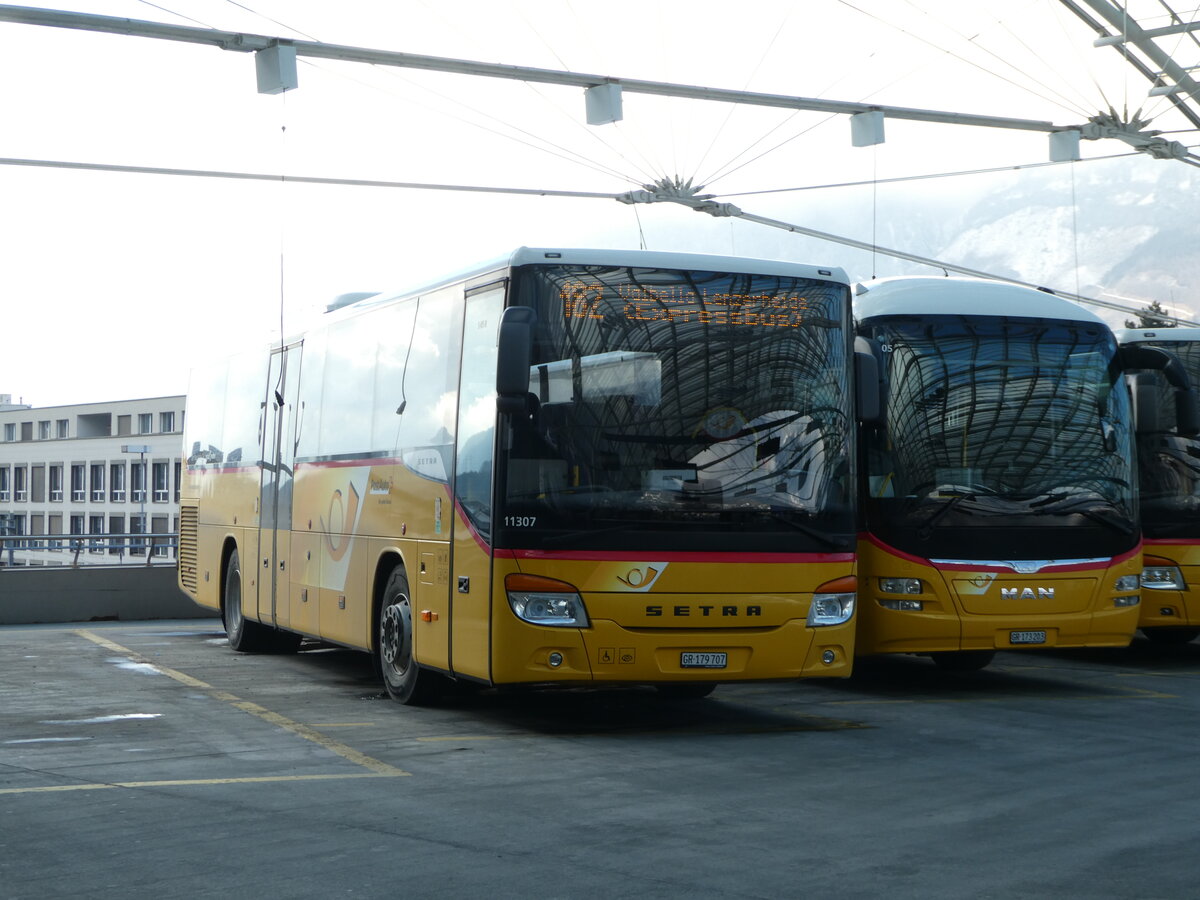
[450,285,506,681]
[257,342,302,629]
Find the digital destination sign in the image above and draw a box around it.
[560,279,817,328]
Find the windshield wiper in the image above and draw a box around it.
[914,492,976,539]
[1025,494,1134,535]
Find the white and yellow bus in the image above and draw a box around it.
[855,277,1194,671]
[178,248,861,703]
[1118,326,1200,645]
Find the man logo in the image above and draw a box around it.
[616,564,668,591]
[1001,587,1055,600]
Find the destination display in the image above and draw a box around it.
[560,278,817,328]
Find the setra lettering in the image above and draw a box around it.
[644,604,763,617]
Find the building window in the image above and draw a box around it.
[48,513,63,551]
[20,422,32,441]
[88,515,105,553]
[130,513,146,556]
[3,423,13,442]
[48,465,64,502]
[151,514,170,557]
[13,466,27,502]
[71,464,86,502]
[38,420,51,440]
[138,413,153,434]
[0,466,8,502]
[117,415,131,436]
[30,465,44,503]
[152,462,170,502]
[174,461,181,502]
[108,515,125,555]
[110,463,126,502]
[56,419,69,439]
[90,463,105,502]
[131,461,146,504]
[160,411,175,433]
[69,514,84,551]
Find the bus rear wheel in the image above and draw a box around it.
[1142,627,1200,646]
[929,650,995,672]
[378,567,439,705]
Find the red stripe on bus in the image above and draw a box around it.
[495,548,854,563]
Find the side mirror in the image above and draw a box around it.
[496,306,536,415]
[1122,345,1200,437]
[854,336,883,424]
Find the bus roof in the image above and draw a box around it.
[854,276,1107,326]
[329,247,849,315]
[1117,326,1200,344]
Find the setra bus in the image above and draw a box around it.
[1118,326,1200,645]
[178,247,862,703]
[854,276,1194,671]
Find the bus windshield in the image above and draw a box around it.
[490,263,854,553]
[1129,339,1200,538]
[861,315,1137,559]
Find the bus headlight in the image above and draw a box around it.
[505,573,589,627]
[1114,574,1141,592]
[1141,566,1184,591]
[808,593,856,627]
[879,577,923,594]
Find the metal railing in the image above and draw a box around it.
[0,532,178,568]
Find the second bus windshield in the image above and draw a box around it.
[493,263,854,554]
[861,316,1137,559]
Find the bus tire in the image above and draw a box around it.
[223,547,275,653]
[378,567,438,705]
[1142,627,1200,646]
[930,650,994,672]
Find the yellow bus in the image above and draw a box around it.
[178,248,860,703]
[854,277,1193,671]
[1118,326,1200,645]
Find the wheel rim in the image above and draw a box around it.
[380,595,413,677]
[226,566,242,634]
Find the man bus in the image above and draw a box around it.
[854,276,1194,671]
[1118,326,1200,645]
[179,247,861,703]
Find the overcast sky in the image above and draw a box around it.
[1,0,1196,407]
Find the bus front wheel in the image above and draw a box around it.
[223,547,302,654]
[378,567,438,705]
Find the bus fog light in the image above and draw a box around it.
[878,598,924,611]
[879,577,923,594]
[1114,575,1141,592]
[1141,567,1184,590]
[547,651,564,667]
[1114,595,1140,607]
[808,592,855,627]
[821,649,836,664]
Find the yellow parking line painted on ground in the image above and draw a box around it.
[0,773,399,796]
[73,629,409,777]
